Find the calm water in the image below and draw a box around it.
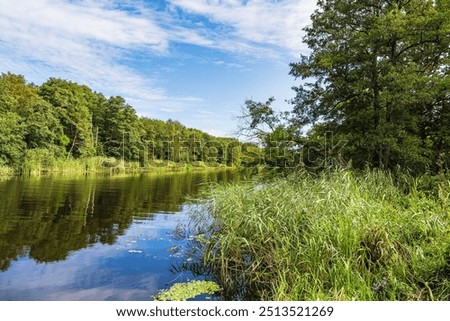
[0,170,240,300]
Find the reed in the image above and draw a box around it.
[20,155,120,175]
[6,154,232,177]
[202,169,450,300]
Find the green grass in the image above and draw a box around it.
[202,169,450,300]
[1,154,234,177]
[20,155,128,175]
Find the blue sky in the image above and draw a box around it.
[0,0,316,137]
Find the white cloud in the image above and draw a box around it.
[0,0,168,51]
[0,0,317,128]
[168,0,316,55]
[0,0,197,113]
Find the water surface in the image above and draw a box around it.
[0,170,239,300]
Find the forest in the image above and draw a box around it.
[0,73,246,175]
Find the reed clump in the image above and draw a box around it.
[203,169,450,300]
[2,154,231,177]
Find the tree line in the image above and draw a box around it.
[241,0,450,174]
[3,1,448,175]
[0,73,247,171]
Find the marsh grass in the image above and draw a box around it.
[2,154,232,177]
[20,155,122,175]
[203,170,450,300]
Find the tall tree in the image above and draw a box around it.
[0,112,26,166]
[0,73,67,165]
[238,98,302,169]
[39,78,95,158]
[100,96,143,162]
[290,0,450,171]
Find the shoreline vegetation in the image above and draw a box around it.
[0,73,248,178]
[201,169,450,300]
[189,0,450,301]
[0,156,237,177]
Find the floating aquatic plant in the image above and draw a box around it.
[154,280,221,301]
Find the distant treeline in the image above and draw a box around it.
[0,72,252,173]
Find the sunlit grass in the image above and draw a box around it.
[2,154,234,177]
[203,169,450,300]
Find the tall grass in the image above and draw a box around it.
[1,148,235,176]
[202,170,450,300]
[5,154,229,177]
[20,154,123,175]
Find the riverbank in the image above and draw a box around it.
[0,156,235,177]
[202,170,450,300]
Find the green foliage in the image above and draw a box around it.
[0,72,242,174]
[289,0,450,172]
[0,73,68,167]
[0,111,26,166]
[237,0,450,174]
[238,98,301,170]
[98,96,143,161]
[39,78,96,158]
[22,149,57,174]
[154,280,221,301]
[203,170,450,300]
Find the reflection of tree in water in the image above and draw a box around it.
[0,171,240,271]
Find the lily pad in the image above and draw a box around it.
[154,280,221,301]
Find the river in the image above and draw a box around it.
[0,170,241,300]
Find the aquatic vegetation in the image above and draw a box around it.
[203,170,450,300]
[154,280,221,301]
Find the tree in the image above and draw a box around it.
[290,0,450,172]
[0,73,67,165]
[100,96,143,162]
[237,98,303,169]
[39,78,96,158]
[0,112,26,166]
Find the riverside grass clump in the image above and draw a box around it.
[2,152,233,177]
[202,170,450,300]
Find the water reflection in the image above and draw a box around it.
[0,170,239,300]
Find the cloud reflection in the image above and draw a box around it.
[0,212,195,300]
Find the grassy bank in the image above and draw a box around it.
[1,156,233,177]
[202,170,450,300]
